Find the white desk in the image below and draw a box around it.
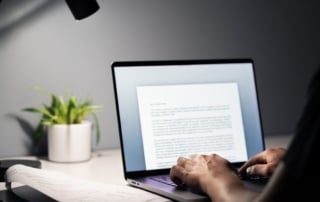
[0,134,292,199]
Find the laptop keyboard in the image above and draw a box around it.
[151,174,268,188]
[150,175,177,187]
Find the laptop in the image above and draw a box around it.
[111,59,266,202]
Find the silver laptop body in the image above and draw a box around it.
[111,59,266,202]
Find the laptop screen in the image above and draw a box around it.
[112,59,265,173]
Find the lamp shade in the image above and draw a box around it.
[65,0,99,20]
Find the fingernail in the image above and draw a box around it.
[246,166,253,174]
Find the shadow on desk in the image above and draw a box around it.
[0,186,55,202]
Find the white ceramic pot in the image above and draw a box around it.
[48,121,92,163]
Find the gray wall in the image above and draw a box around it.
[1,0,320,157]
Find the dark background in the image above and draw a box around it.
[0,0,319,156]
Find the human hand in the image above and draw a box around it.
[239,147,286,178]
[170,153,239,194]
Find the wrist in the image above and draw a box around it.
[201,172,244,201]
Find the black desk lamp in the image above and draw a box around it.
[65,0,100,20]
[0,0,99,20]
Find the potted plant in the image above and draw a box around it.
[23,86,102,163]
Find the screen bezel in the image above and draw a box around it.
[111,59,265,179]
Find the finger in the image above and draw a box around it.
[238,154,267,174]
[245,164,272,177]
[188,154,199,159]
[177,156,189,167]
[169,165,185,185]
[205,154,235,171]
[190,154,208,164]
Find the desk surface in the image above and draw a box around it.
[0,134,292,199]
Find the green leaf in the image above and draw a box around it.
[92,112,100,145]
[22,87,103,145]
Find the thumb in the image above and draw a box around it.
[246,165,269,177]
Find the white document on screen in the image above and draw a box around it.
[137,83,248,170]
